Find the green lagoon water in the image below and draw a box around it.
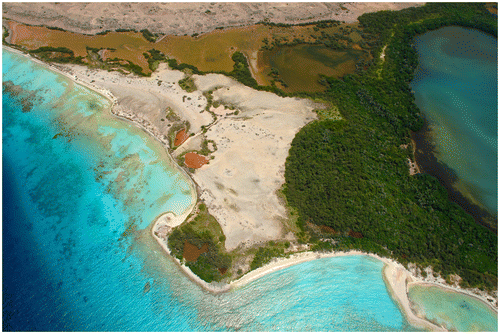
[408,26,498,332]
[265,45,366,92]
[408,285,498,331]
[410,26,498,215]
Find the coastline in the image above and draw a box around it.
[5,44,497,331]
[3,45,198,206]
[150,211,497,332]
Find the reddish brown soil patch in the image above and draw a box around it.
[174,129,189,147]
[348,231,364,238]
[183,241,208,262]
[352,44,363,51]
[319,225,339,235]
[184,152,209,169]
[218,267,227,275]
[486,6,498,15]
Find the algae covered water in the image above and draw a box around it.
[3,48,421,331]
[410,26,498,218]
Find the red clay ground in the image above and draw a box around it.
[182,241,208,262]
[184,152,209,169]
[174,129,189,147]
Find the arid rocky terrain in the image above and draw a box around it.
[3,2,423,36]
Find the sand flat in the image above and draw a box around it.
[192,74,318,250]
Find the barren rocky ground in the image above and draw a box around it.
[3,2,423,36]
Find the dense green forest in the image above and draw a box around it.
[284,2,498,290]
[167,203,231,283]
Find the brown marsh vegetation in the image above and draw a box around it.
[6,19,375,92]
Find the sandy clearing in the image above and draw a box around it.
[192,74,319,250]
[59,62,213,135]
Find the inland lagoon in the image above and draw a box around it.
[409,25,498,331]
[262,44,367,92]
[410,26,498,226]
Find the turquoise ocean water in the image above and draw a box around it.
[2,48,419,331]
[410,26,498,215]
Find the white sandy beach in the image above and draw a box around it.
[151,218,496,333]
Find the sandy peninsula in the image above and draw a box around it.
[41,61,319,251]
[151,209,492,333]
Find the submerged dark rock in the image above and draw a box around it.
[143,281,151,294]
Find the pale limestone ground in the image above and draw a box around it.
[60,63,213,135]
[2,2,424,36]
[191,74,318,250]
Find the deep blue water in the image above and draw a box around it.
[2,48,419,331]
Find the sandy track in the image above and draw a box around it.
[3,2,423,36]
